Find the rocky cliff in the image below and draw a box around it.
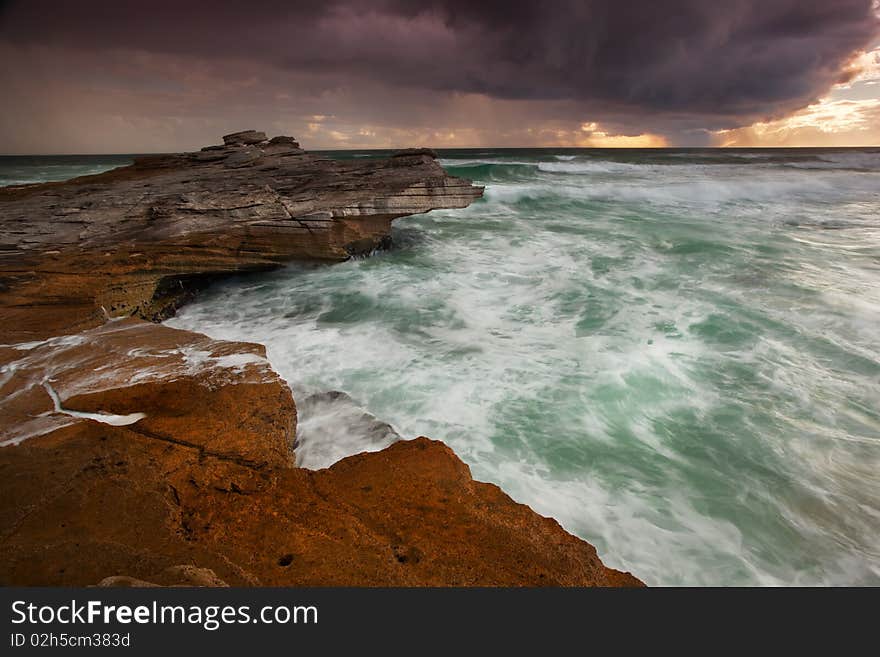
[0,132,642,587]
[0,131,481,341]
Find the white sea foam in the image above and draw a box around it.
[438,158,539,168]
[537,159,641,174]
[43,382,146,427]
[0,413,78,447]
[169,149,880,585]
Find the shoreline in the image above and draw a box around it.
[0,131,642,587]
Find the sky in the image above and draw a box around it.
[1,0,879,153]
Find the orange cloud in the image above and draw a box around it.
[715,98,880,147]
[716,45,880,147]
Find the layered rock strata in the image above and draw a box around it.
[0,133,642,586]
[0,132,481,341]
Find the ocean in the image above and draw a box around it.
[4,148,879,585]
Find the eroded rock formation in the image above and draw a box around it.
[0,132,482,341]
[0,133,642,587]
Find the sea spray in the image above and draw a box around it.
[28,146,874,586]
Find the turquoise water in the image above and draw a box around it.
[0,155,135,186]
[9,149,879,585]
[166,148,880,585]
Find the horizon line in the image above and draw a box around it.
[2,144,880,157]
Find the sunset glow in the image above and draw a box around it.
[1,1,878,151]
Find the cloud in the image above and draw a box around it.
[1,1,878,151]
[843,46,880,84]
[714,94,880,146]
[715,42,880,146]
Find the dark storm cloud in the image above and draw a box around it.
[0,0,878,149]
[2,0,878,117]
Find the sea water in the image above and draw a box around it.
[0,154,135,186]
[7,148,879,585]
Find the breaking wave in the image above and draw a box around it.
[163,146,880,585]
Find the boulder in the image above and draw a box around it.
[222,130,267,145]
[268,135,300,147]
